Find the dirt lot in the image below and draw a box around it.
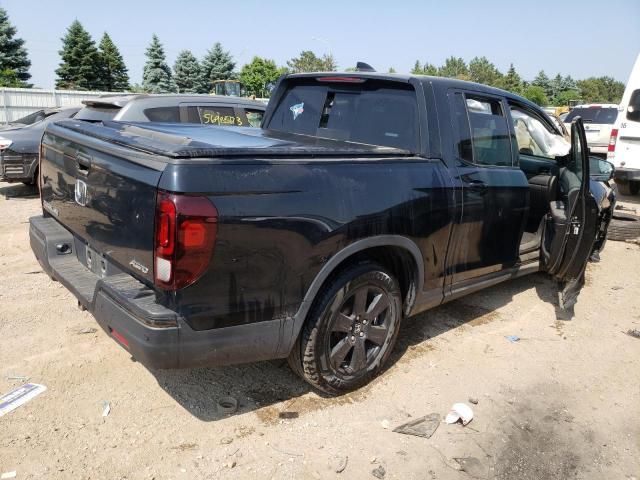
[0,181,639,480]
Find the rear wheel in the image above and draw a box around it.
[288,262,402,395]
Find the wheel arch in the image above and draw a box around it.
[282,236,424,355]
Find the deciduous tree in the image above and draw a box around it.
[439,56,469,80]
[239,56,281,97]
[286,50,336,73]
[468,56,502,87]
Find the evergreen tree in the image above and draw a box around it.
[0,7,31,87]
[500,63,523,94]
[97,33,129,91]
[142,34,175,93]
[201,42,236,92]
[468,56,502,87]
[550,74,564,103]
[410,60,437,76]
[439,56,469,80]
[173,50,206,93]
[55,20,101,90]
[411,60,422,75]
[239,56,281,97]
[388,67,396,74]
[532,70,552,99]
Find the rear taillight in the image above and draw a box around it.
[607,128,618,158]
[154,192,218,290]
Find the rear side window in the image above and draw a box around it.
[268,80,419,150]
[185,106,239,125]
[627,90,640,122]
[144,106,180,122]
[75,106,120,122]
[451,92,512,166]
[244,108,264,127]
[564,107,617,124]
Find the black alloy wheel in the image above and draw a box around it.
[289,262,403,395]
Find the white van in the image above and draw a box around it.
[609,53,640,195]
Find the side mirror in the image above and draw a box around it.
[589,156,614,182]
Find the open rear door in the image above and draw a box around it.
[541,118,599,310]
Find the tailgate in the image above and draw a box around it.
[40,125,163,285]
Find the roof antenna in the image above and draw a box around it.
[355,62,376,72]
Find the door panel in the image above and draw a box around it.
[541,118,598,309]
[445,91,529,285]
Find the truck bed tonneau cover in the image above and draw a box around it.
[49,119,412,159]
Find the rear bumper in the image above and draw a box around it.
[29,215,288,370]
[614,168,640,182]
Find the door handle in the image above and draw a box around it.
[464,179,487,188]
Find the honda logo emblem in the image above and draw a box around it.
[75,179,88,207]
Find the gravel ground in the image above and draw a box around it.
[0,181,639,480]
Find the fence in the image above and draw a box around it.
[0,87,124,124]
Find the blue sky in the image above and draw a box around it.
[3,0,639,89]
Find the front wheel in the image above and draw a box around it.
[288,262,403,395]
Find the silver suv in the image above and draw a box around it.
[563,104,618,158]
[74,94,266,128]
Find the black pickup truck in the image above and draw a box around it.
[30,72,614,394]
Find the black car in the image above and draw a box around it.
[31,72,615,395]
[0,107,80,185]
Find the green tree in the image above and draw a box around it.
[532,70,552,99]
[173,50,206,93]
[201,42,236,92]
[439,56,469,80]
[522,85,548,106]
[55,20,101,90]
[142,34,175,93]
[0,7,31,87]
[388,67,396,73]
[239,56,281,97]
[97,33,129,91]
[499,63,523,95]
[411,60,438,76]
[550,74,564,102]
[468,56,502,87]
[555,89,581,106]
[286,50,336,73]
[577,76,625,103]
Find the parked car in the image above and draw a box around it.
[609,53,640,195]
[563,104,618,158]
[0,107,68,131]
[0,107,80,185]
[30,72,614,395]
[75,94,266,127]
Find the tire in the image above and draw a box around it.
[608,212,640,241]
[288,262,403,395]
[616,180,640,196]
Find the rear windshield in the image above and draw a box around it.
[564,107,618,124]
[267,79,419,150]
[75,106,121,122]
